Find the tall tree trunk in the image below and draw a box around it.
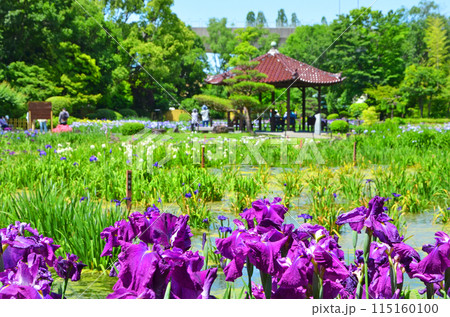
[244,106,252,134]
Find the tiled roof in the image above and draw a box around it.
[205,48,344,86]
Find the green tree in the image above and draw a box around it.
[291,13,300,27]
[276,9,288,27]
[281,24,332,65]
[56,42,102,115]
[424,16,449,69]
[206,18,237,73]
[365,85,402,118]
[348,102,369,118]
[122,0,206,114]
[400,64,445,117]
[6,62,62,101]
[246,11,256,27]
[327,8,409,104]
[256,12,268,27]
[0,82,27,117]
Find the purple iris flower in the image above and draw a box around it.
[366,179,373,183]
[185,193,192,198]
[54,254,87,281]
[392,193,401,198]
[198,183,201,187]
[153,162,158,167]
[333,193,337,199]
[202,218,209,223]
[218,215,228,221]
[109,149,112,154]
[240,197,288,230]
[335,196,403,245]
[194,190,199,195]
[80,197,87,202]
[60,157,66,161]
[219,226,232,233]
[39,150,47,157]
[73,162,78,166]
[111,199,121,206]
[89,155,98,162]
[411,232,450,284]
[298,213,313,220]
[157,197,162,203]
[45,144,52,149]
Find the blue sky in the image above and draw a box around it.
[171,0,449,27]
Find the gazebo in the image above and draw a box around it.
[205,44,345,131]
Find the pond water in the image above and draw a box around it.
[65,167,449,298]
[66,194,449,298]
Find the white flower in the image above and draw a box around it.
[102,144,106,148]
[90,145,95,149]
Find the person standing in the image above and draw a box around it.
[37,119,48,133]
[59,108,69,125]
[0,116,9,129]
[191,109,199,132]
[200,105,209,127]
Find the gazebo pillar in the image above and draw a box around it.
[286,87,291,131]
[302,87,306,131]
[318,86,322,114]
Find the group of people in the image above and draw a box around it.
[0,115,10,130]
[190,105,210,132]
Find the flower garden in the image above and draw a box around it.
[0,120,449,299]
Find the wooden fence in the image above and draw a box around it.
[8,118,28,130]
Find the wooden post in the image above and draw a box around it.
[353,141,357,166]
[201,146,205,168]
[50,111,53,132]
[318,86,322,115]
[286,87,291,131]
[302,87,306,131]
[126,170,132,211]
[227,111,231,127]
[27,111,31,130]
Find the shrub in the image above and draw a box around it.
[339,110,350,118]
[349,102,368,118]
[88,108,117,120]
[46,96,72,114]
[0,82,27,117]
[179,113,191,121]
[114,111,123,120]
[327,113,339,120]
[121,122,145,135]
[118,109,138,118]
[361,106,378,125]
[385,117,405,125]
[330,120,350,133]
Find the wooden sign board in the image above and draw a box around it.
[28,102,52,121]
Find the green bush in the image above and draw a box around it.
[179,113,191,121]
[87,108,117,120]
[121,122,145,135]
[0,82,27,117]
[349,102,368,118]
[114,111,123,120]
[330,120,350,133]
[339,110,350,118]
[46,96,72,114]
[385,117,405,125]
[118,108,138,118]
[361,106,378,125]
[327,113,339,120]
